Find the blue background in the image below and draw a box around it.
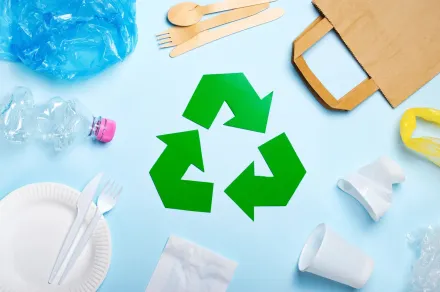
[1,0,440,291]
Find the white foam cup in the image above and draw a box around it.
[298,224,374,289]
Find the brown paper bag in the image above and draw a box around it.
[292,0,440,111]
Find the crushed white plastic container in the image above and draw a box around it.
[298,224,374,289]
[337,156,405,221]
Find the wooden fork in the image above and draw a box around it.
[157,3,269,49]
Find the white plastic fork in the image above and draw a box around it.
[58,180,123,284]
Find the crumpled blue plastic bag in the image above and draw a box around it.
[0,0,15,61]
[0,0,137,80]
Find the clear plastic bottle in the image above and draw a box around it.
[0,87,35,144]
[0,87,116,152]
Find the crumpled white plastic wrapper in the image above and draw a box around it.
[146,236,238,292]
[408,225,440,291]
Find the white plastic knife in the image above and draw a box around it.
[48,173,104,284]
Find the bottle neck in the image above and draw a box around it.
[89,116,115,143]
[89,116,116,143]
[89,116,102,139]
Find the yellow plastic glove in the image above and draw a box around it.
[400,108,440,166]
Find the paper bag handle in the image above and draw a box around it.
[292,16,379,111]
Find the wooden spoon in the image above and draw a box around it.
[170,7,284,57]
[168,0,277,27]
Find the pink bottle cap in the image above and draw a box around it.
[96,118,116,143]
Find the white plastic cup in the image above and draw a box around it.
[337,156,405,221]
[298,224,374,289]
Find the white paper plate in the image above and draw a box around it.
[0,183,112,292]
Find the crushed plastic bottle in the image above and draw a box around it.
[408,225,440,292]
[0,87,116,152]
[0,0,137,80]
[0,87,35,144]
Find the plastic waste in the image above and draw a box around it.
[0,87,116,152]
[400,108,440,167]
[0,0,137,80]
[298,224,374,289]
[337,157,405,221]
[0,0,15,61]
[407,225,440,292]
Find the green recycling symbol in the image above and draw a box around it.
[150,73,306,220]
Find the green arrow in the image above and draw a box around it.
[149,130,214,212]
[225,133,306,220]
[183,73,273,133]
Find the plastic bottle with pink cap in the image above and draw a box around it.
[0,86,116,152]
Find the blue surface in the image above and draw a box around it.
[1,0,440,291]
